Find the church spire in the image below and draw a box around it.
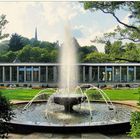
[35,27,38,41]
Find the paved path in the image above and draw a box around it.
[8,132,131,139]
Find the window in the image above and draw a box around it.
[19,67,24,82]
[92,66,98,82]
[40,66,46,82]
[85,66,89,82]
[121,67,127,82]
[99,66,105,82]
[26,67,32,82]
[12,66,17,81]
[114,67,120,82]
[48,66,53,82]
[5,66,10,81]
[33,67,39,82]
[128,66,134,82]
[106,67,113,82]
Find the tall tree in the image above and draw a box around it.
[0,14,9,40]
[83,1,140,43]
[9,33,25,51]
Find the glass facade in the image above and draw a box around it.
[26,67,32,82]
[121,67,127,82]
[114,67,120,82]
[48,66,53,82]
[99,66,105,82]
[33,67,39,82]
[128,66,134,82]
[40,66,46,82]
[12,66,17,81]
[92,66,98,82]
[85,66,89,82]
[106,67,113,82]
[5,66,10,81]
[54,66,58,82]
[19,67,25,82]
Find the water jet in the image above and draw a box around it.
[9,25,135,134]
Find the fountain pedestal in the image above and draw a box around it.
[53,94,87,112]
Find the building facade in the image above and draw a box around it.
[0,63,140,87]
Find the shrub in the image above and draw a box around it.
[126,84,130,88]
[88,90,102,100]
[129,111,140,138]
[118,84,122,88]
[0,93,14,138]
[138,87,140,106]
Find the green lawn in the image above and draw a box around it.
[0,88,139,101]
[103,89,139,100]
[0,88,55,100]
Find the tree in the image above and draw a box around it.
[17,45,41,62]
[0,94,14,138]
[78,45,98,62]
[83,1,140,43]
[9,33,25,51]
[0,14,9,40]
[30,38,40,47]
[83,51,110,63]
[17,45,57,62]
[0,40,9,52]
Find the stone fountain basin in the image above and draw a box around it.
[8,101,136,134]
[53,93,87,106]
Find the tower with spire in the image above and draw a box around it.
[35,27,38,41]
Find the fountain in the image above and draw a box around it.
[9,24,135,134]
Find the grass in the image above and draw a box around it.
[0,88,139,101]
[0,88,55,100]
[103,89,139,100]
[86,88,139,101]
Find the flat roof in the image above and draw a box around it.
[0,63,140,66]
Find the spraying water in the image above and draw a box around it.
[59,24,78,93]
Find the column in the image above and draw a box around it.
[31,66,33,82]
[83,66,85,83]
[17,66,19,83]
[120,66,122,83]
[39,66,41,82]
[127,66,129,82]
[10,66,12,83]
[112,66,114,82]
[53,66,57,82]
[105,66,107,82]
[3,66,5,82]
[134,66,136,82]
[24,66,26,82]
[89,66,92,83]
[46,66,48,82]
[97,66,99,82]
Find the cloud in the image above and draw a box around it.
[0,2,130,53]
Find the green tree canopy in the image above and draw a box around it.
[83,1,140,43]
[9,33,27,51]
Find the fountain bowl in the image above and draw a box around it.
[53,93,87,112]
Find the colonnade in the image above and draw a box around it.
[0,64,139,84]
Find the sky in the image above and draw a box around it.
[0,1,130,52]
